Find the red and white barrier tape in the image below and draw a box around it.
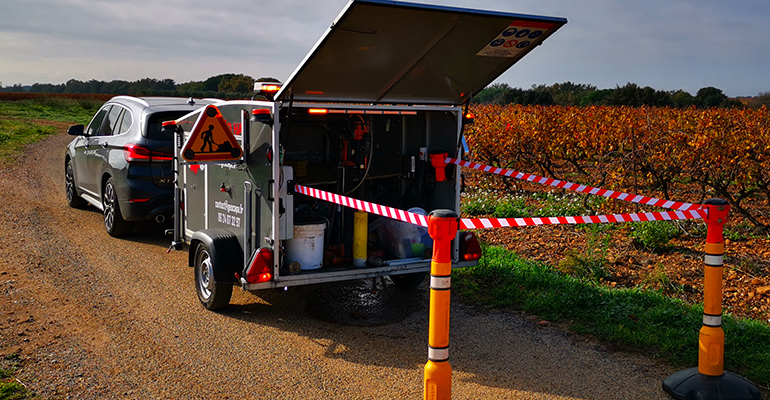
[446,158,702,211]
[294,184,429,227]
[294,184,706,229]
[459,209,706,230]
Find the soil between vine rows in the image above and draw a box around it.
[463,169,770,324]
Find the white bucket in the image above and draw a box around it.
[285,222,326,270]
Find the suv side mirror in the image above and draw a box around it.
[67,124,85,136]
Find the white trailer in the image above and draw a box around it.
[169,0,566,310]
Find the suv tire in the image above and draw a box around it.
[103,177,132,237]
[65,160,87,209]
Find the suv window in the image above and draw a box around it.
[101,105,124,136]
[117,108,133,134]
[145,111,190,140]
[86,106,110,136]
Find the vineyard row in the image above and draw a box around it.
[464,104,770,229]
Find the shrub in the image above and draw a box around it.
[630,221,680,251]
[493,197,529,218]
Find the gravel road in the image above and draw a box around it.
[0,131,676,399]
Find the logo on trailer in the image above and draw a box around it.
[181,105,243,162]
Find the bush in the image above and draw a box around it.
[493,197,529,218]
[630,221,680,251]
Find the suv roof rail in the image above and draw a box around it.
[110,95,150,108]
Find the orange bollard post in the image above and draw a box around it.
[663,199,760,400]
[424,210,458,400]
[699,199,729,377]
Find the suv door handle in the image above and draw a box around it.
[101,142,109,149]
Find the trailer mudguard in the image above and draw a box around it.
[188,229,243,283]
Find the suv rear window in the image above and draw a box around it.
[145,111,190,140]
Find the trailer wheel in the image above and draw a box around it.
[65,160,87,209]
[194,242,233,310]
[103,177,132,237]
[389,272,427,290]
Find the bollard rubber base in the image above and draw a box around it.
[662,368,761,400]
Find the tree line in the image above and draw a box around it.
[472,82,770,109]
[0,74,279,100]
[2,76,769,108]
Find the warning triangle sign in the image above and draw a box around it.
[181,105,243,162]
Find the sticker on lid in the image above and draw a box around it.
[477,20,554,57]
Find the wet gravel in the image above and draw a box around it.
[0,131,676,399]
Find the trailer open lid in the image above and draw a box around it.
[275,0,566,105]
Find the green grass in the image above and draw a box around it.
[461,190,605,218]
[0,97,102,163]
[0,119,58,163]
[454,246,770,388]
[0,354,32,399]
[0,97,100,125]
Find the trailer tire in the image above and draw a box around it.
[103,177,132,237]
[389,272,427,290]
[194,242,233,310]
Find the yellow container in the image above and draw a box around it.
[353,211,367,267]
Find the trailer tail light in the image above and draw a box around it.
[124,144,173,163]
[463,113,475,126]
[251,108,272,124]
[308,108,329,114]
[245,248,273,284]
[459,231,482,261]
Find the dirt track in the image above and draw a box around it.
[0,131,676,399]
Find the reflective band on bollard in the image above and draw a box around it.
[428,346,450,362]
[702,314,722,327]
[704,254,724,266]
[430,275,451,290]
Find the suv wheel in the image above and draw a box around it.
[65,160,87,209]
[103,177,132,237]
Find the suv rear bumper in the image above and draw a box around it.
[122,196,174,222]
[118,178,174,222]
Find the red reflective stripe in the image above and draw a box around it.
[447,157,701,211]
[294,183,705,230]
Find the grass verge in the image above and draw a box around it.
[0,120,58,164]
[0,97,101,124]
[1,354,32,399]
[454,246,770,389]
[0,96,103,164]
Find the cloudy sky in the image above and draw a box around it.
[2,0,769,97]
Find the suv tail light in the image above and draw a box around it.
[244,248,273,284]
[124,144,173,163]
[459,231,482,261]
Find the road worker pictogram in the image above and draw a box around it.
[181,105,242,162]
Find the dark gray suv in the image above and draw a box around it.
[65,96,216,237]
